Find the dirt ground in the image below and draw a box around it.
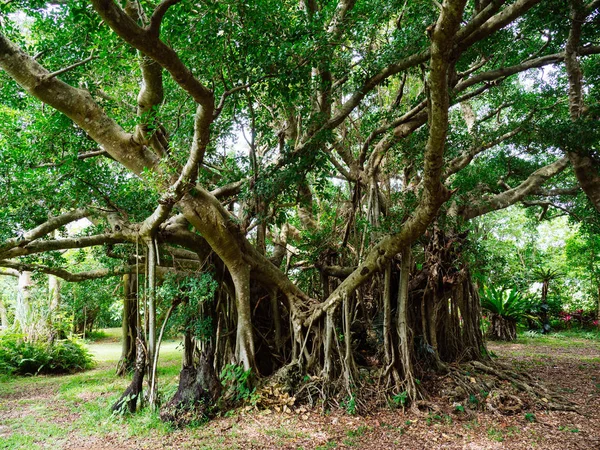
[1,335,599,449]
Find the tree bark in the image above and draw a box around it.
[0,296,8,328]
[147,240,158,407]
[117,274,138,376]
[597,284,600,321]
[565,0,600,212]
[487,313,517,341]
[16,271,33,337]
[48,275,61,312]
[397,247,417,399]
[112,337,146,414]
[231,263,256,371]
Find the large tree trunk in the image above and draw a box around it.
[160,343,221,426]
[231,263,256,371]
[565,0,600,212]
[397,247,417,399]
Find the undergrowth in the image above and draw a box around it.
[0,332,94,376]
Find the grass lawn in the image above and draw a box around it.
[0,329,183,449]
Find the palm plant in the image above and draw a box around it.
[480,287,534,341]
[532,268,562,334]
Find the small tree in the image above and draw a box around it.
[533,268,561,334]
[480,287,533,341]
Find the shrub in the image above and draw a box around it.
[480,287,536,341]
[0,332,94,376]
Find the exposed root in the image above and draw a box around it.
[467,360,578,413]
[486,391,523,415]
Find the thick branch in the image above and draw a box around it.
[455,46,600,93]
[565,0,600,212]
[148,0,183,37]
[0,233,129,260]
[91,0,214,108]
[456,0,542,51]
[0,33,160,176]
[139,103,212,237]
[0,268,19,277]
[460,157,570,220]
[0,208,93,255]
[0,260,136,282]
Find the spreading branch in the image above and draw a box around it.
[0,208,93,255]
[91,0,214,108]
[44,53,96,80]
[460,157,571,220]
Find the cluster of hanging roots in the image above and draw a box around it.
[112,229,573,423]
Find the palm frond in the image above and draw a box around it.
[480,286,533,320]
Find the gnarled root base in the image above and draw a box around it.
[161,346,221,427]
[440,360,578,416]
[160,366,214,427]
[112,338,146,414]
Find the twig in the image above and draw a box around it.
[45,53,96,80]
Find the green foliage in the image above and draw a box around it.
[532,267,562,284]
[390,391,408,408]
[158,273,218,341]
[219,363,257,404]
[341,394,357,415]
[0,332,93,376]
[480,287,535,322]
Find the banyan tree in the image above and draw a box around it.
[1,0,599,419]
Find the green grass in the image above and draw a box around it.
[0,329,183,449]
[516,329,600,345]
[489,329,600,353]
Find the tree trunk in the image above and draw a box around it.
[48,274,61,311]
[48,230,61,313]
[487,313,517,341]
[0,296,8,328]
[16,271,33,337]
[147,240,158,407]
[596,284,600,322]
[383,262,400,386]
[397,247,417,399]
[160,343,221,426]
[112,337,146,414]
[541,281,550,334]
[231,263,256,371]
[117,274,138,376]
